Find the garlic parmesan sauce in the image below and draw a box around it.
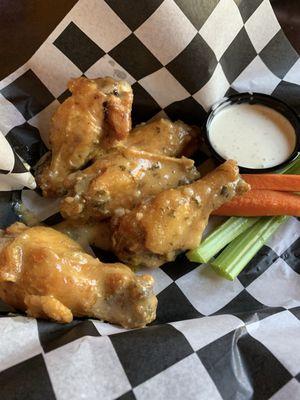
[209,103,296,169]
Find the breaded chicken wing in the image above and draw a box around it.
[0,223,157,328]
[112,160,250,268]
[60,147,200,220]
[36,77,133,197]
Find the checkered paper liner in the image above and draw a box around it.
[0,1,300,399]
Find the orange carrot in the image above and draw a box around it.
[242,174,300,192]
[213,189,300,216]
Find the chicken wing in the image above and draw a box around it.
[112,160,250,268]
[123,118,200,157]
[36,77,133,197]
[55,219,113,251]
[0,223,157,328]
[60,147,200,220]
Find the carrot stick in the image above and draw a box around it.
[213,189,300,216]
[242,174,300,192]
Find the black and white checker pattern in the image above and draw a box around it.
[0,1,300,399]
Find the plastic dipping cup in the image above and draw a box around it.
[204,93,300,173]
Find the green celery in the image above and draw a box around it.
[279,155,300,174]
[211,216,289,280]
[208,157,299,279]
[187,217,259,263]
[186,156,299,277]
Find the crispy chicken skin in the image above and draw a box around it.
[112,160,250,268]
[0,223,157,328]
[60,147,200,220]
[36,77,133,197]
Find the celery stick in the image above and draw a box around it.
[280,155,300,174]
[186,217,258,263]
[211,216,289,280]
[283,160,300,175]
[209,157,299,278]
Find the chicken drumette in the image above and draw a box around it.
[36,76,133,197]
[112,160,250,268]
[0,223,157,328]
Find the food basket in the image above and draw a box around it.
[0,1,299,399]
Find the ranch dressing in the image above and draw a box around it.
[209,103,296,169]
